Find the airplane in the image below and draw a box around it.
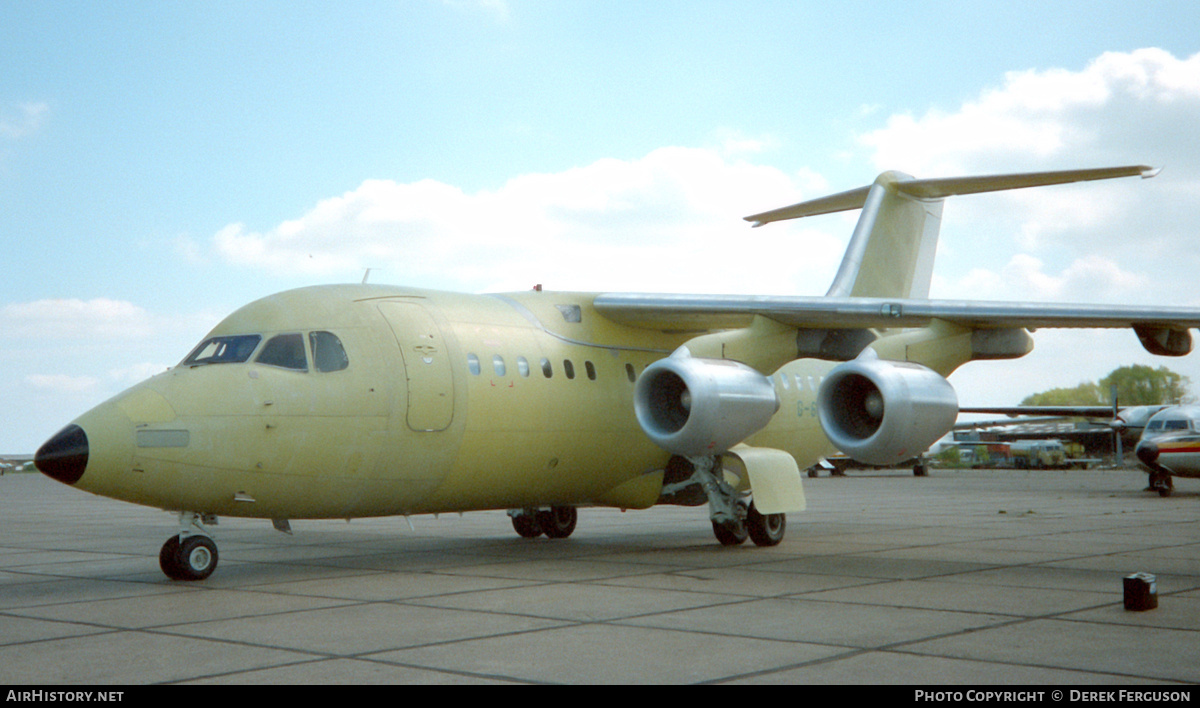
[1134,404,1200,496]
[0,454,34,474]
[960,404,1165,441]
[33,163,1200,581]
[957,402,1169,462]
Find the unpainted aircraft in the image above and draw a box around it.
[1134,404,1200,496]
[34,164,1200,580]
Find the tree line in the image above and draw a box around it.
[1019,365,1192,406]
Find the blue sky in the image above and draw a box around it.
[4,0,1200,452]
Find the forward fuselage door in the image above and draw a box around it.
[377,301,456,432]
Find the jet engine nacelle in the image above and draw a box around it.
[817,351,958,466]
[634,349,780,457]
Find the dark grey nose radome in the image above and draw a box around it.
[1135,440,1160,467]
[35,424,89,485]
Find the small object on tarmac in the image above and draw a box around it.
[1123,572,1158,611]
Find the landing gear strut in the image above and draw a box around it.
[159,512,219,581]
[1148,471,1175,497]
[691,455,787,547]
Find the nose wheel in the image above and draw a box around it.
[159,512,219,580]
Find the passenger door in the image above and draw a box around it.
[377,301,456,432]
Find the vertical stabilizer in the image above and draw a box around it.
[824,171,942,299]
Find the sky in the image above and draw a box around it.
[3,0,1200,453]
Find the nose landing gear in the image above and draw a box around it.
[159,512,219,581]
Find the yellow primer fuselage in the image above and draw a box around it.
[69,284,864,520]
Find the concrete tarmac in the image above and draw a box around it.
[1,467,1197,685]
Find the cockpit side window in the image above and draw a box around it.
[182,334,262,367]
[256,333,308,371]
[310,331,349,373]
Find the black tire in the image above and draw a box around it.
[159,535,184,580]
[745,502,786,546]
[511,513,543,538]
[175,535,218,580]
[538,506,578,539]
[712,519,748,546]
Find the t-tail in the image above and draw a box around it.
[745,165,1159,300]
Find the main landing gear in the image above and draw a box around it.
[1148,471,1175,497]
[692,455,786,547]
[159,512,219,581]
[508,506,578,539]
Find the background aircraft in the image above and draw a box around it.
[1134,404,1200,495]
[958,402,1167,462]
[0,454,34,474]
[34,164,1200,580]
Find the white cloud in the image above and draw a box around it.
[940,253,1149,303]
[1,298,156,340]
[0,102,48,140]
[860,48,1200,176]
[208,146,845,295]
[25,374,99,395]
[856,48,1200,307]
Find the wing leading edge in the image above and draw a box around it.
[592,294,1200,332]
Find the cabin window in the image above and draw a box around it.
[309,331,349,373]
[182,334,262,366]
[540,358,553,378]
[563,360,575,380]
[493,355,507,376]
[467,354,481,376]
[779,373,789,389]
[625,363,636,383]
[585,361,597,381]
[256,334,308,371]
[517,356,530,377]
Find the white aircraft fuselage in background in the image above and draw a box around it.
[1135,404,1200,495]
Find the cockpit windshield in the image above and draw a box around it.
[182,335,262,367]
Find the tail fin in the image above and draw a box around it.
[744,165,1158,300]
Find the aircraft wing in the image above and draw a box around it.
[958,406,1117,418]
[593,293,1200,331]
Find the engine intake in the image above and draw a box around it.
[635,349,779,456]
[817,351,958,466]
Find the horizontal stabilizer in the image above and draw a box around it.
[745,165,1158,227]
